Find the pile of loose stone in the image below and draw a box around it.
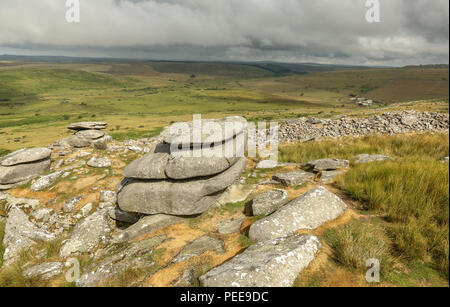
[278,111,449,142]
[116,116,249,216]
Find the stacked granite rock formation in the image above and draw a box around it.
[116,117,249,216]
[59,122,112,149]
[0,148,51,190]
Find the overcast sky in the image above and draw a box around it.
[0,0,448,66]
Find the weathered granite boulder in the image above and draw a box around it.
[165,156,232,180]
[67,122,107,131]
[117,158,248,216]
[319,170,346,183]
[256,160,278,169]
[0,148,51,189]
[122,153,170,179]
[87,157,111,168]
[354,154,393,164]
[217,216,245,234]
[272,171,315,186]
[160,116,248,146]
[249,186,347,242]
[306,158,349,172]
[199,235,321,287]
[108,207,141,224]
[251,189,289,216]
[31,171,62,192]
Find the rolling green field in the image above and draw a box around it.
[0,59,448,150]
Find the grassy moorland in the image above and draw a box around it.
[280,133,449,285]
[0,59,448,150]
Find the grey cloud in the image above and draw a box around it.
[0,0,448,66]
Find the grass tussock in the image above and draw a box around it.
[0,220,5,268]
[324,220,398,278]
[279,133,449,163]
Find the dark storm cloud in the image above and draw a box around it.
[0,0,448,66]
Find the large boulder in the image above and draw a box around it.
[0,148,51,189]
[122,153,170,179]
[165,156,233,180]
[199,235,321,287]
[160,116,248,146]
[249,186,347,242]
[117,158,248,216]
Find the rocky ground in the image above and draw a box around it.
[0,111,448,287]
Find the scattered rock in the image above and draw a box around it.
[0,147,51,167]
[173,267,196,287]
[215,183,255,207]
[63,196,83,213]
[319,170,346,183]
[172,236,225,263]
[249,186,347,242]
[32,208,54,223]
[272,171,315,186]
[99,190,116,204]
[199,235,321,287]
[354,154,393,164]
[31,171,62,192]
[251,189,289,216]
[87,157,111,168]
[306,158,349,172]
[0,192,40,210]
[80,202,94,217]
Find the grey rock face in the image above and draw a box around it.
[31,171,62,192]
[60,210,110,258]
[199,235,321,287]
[319,170,346,183]
[0,148,51,167]
[2,206,55,266]
[0,159,51,185]
[165,156,231,180]
[112,214,183,243]
[172,236,225,263]
[117,158,248,215]
[354,154,393,164]
[32,208,54,223]
[67,122,107,131]
[122,153,169,179]
[173,267,196,287]
[249,186,347,242]
[251,189,289,216]
[272,171,315,186]
[87,157,111,168]
[217,217,245,234]
[77,235,166,287]
[23,262,63,279]
[63,196,83,213]
[160,116,248,146]
[0,192,40,210]
[107,207,140,224]
[306,158,349,172]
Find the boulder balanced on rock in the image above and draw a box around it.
[117,117,249,216]
[59,122,112,149]
[0,148,51,190]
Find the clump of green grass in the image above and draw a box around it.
[110,127,163,141]
[0,148,10,157]
[237,234,254,249]
[279,133,449,163]
[324,220,398,279]
[0,220,5,267]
